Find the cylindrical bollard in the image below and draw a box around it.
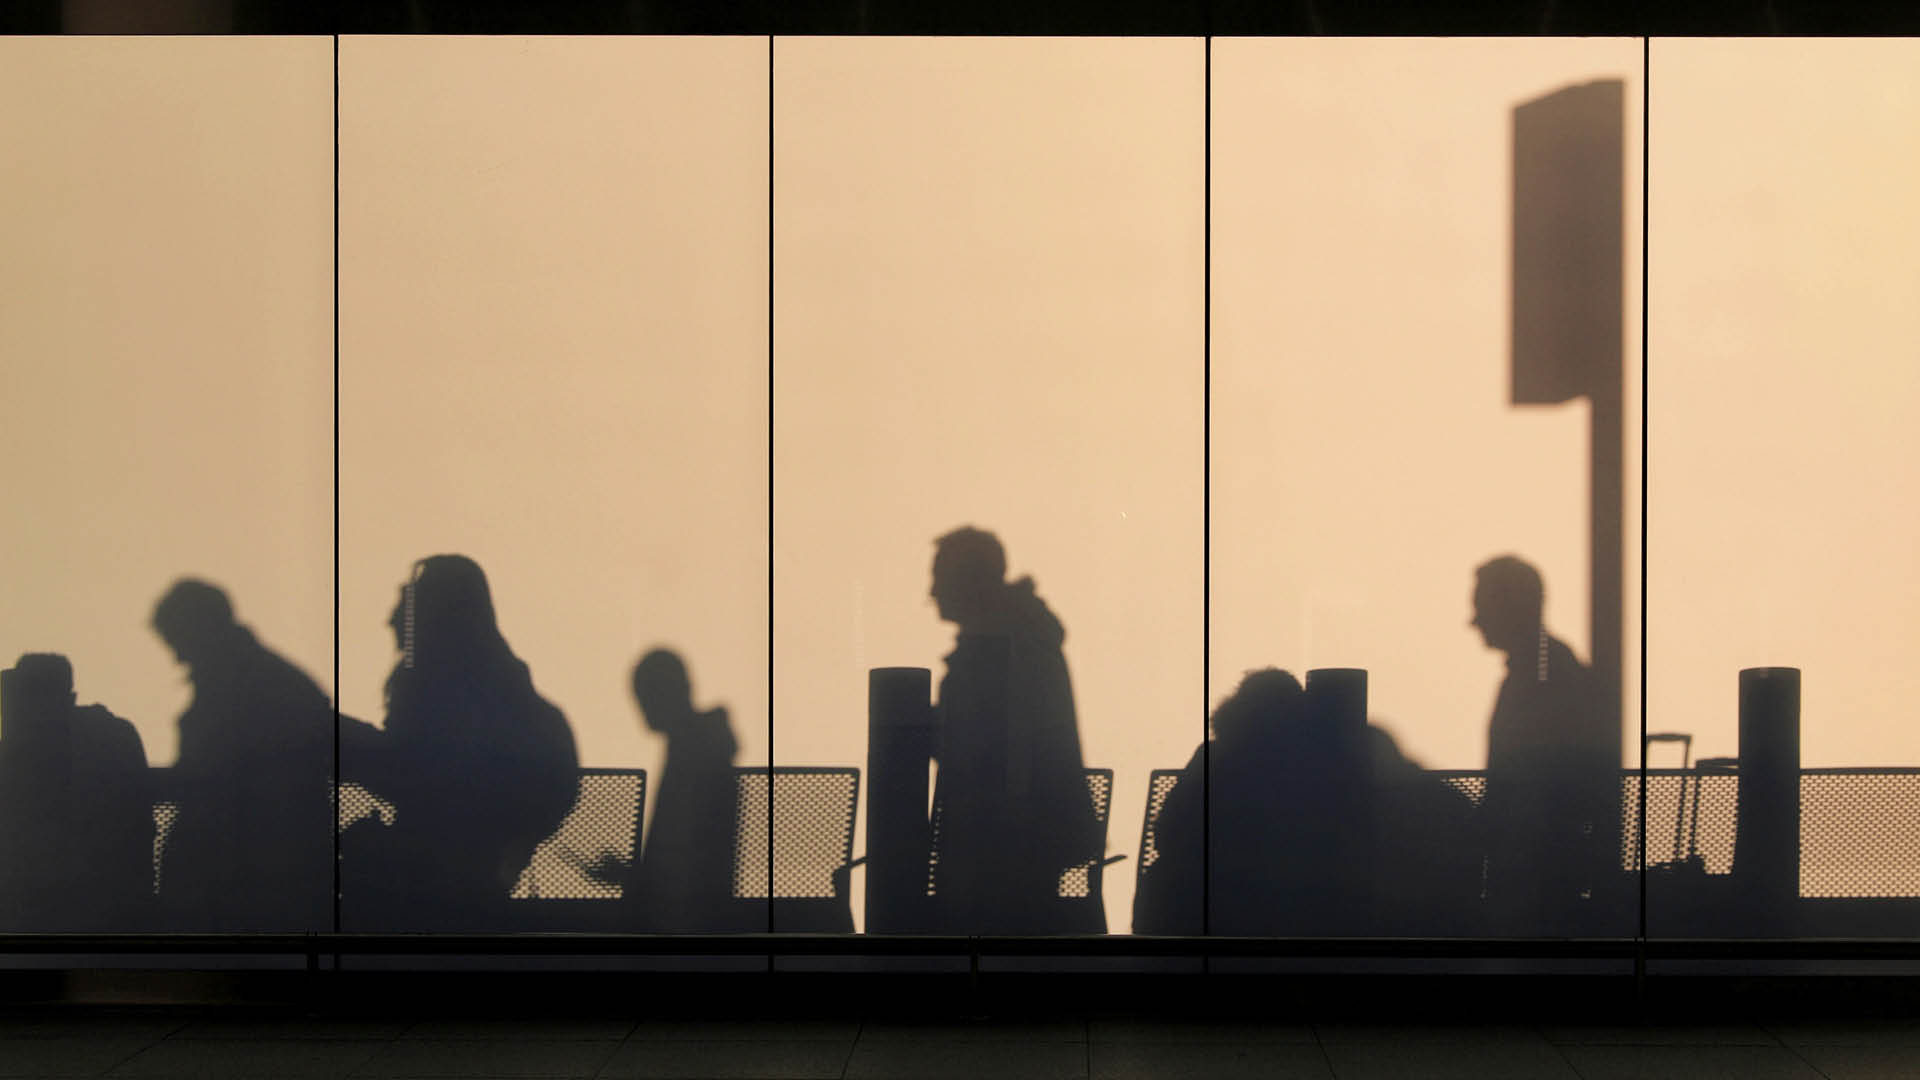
[1734,667,1801,931]
[1305,668,1372,931]
[866,667,934,933]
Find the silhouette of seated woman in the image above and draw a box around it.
[151,579,336,930]
[615,648,752,932]
[926,526,1102,935]
[1471,555,1620,932]
[343,555,579,930]
[0,654,153,930]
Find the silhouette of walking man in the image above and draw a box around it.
[152,580,335,929]
[0,654,153,930]
[1471,555,1620,931]
[927,527,1101,934]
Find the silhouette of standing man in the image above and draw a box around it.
[152,580,334,929]
[928,527,1101,934]
[1471,555,1619,932]
[0,654,152,929]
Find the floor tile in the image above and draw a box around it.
[352,1040,623,1078]
[1089,1042,1332,1079]
[1088,1020,1315,1044]
[402,1021,637,1042]
[1559,1045,1824,1079]
[1767,1020,1920,1047]
[0,1038,157,1077]
[857,1021,1085,1043]
[108,1039,385,1077]
[0,1017,187,1041]
[1314,1024,1549,1045]
[1540,1023,1777,1046]
[844,1040,1087,1080]
[1798,1045,1920,1079]
[596,1040,851,1079]
[625,1021,860,1043]
[167,1019,410,1041]
[1325,1040,1580,1079]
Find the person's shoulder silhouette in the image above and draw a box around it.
[150,579,333,929]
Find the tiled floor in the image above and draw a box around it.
[2,1012,1915,1078]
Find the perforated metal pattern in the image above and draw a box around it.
[337,782,385,832]
[1137,769,1184,877]
[765,768,859,900]
[1058,770,1114,898]
[512,770,645,900]
[1434,772,1487,807]
[334,770,644,902]
[1622,771,1737,874]
[151,784,373,896]
[1802,770,1920,899]
[145,764,1920,914]
[925,768,1113,900]
[731,769,770,900]
[151,803,178,896]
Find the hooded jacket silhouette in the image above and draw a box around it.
[930,548,1100,934]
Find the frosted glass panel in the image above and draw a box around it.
[773,38,1204,937]
[339,37,770,933]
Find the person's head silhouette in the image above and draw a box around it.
[1471,555,1545,656]
[389,555,504,672]
[930,526,1007,628]
[631,648,695,734]
[2,653,76,743]
[151,579,240,670]
[1210,667,1303,744]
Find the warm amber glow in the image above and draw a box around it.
[773,38,1206,935]
[0,37,334,766]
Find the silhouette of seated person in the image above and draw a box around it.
[342,555,579,930]
[1132,668,1366,935]
[1133,669,1483,936]
[1471,555,1620,932]
[151,579,336,930]
[0,654,153,930]
[1364,724,1482,935]
[926,526,1103,934]
[608,648,754,932]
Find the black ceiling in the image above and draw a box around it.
[6,0,1919,36]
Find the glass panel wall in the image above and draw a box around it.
[772,38,1205,938]
[1211,38,1645,941]
[338,37,770,933]
[1647,38,1920,941]
[0,38,335,932]
[18,31,1920,965]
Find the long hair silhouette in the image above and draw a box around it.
[349,555,579,929]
